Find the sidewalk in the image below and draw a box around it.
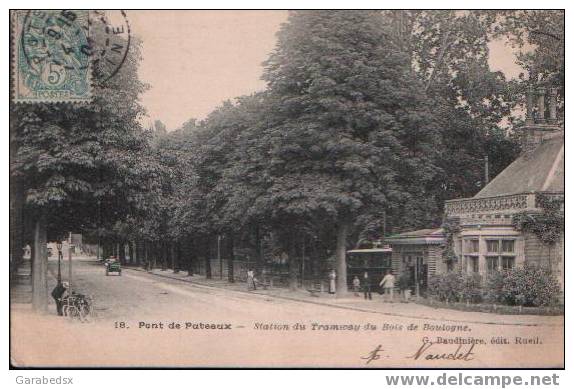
[126,266,563,327]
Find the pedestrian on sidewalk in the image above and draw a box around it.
[362,271,372,300]
[247,269,257,291]
[51,281,69,316]
[379,270,396,302]
[352,275,361,297]
[328,269,336,294]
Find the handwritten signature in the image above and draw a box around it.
[361,344,386,364]
[408,339,476,361]
[361,339,476,364]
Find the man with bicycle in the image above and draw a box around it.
[51,281,69,316]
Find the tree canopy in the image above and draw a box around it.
[11,10,563,306]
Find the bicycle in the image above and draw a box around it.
[62,293,95,323]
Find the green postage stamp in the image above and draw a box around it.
[12,10,92,103]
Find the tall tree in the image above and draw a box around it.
[384,10,521,206]
[260,11,440,292]
[10,35,151,311]
[493,10,564,91]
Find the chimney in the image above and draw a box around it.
[521,84,562,154]
[536,87,546,123]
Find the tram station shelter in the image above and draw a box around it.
[385,228,445,295]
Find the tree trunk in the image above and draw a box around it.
[301,235,306,284]
[32,216,48,313]
[119,241,126,265]
[127,241,133,265]
[288,232,299,291]
[171,242,177,272]
[227,233,234,283]
[157,242,161,269]
[144,241,150,270]
[311,239,320,278]
[187,236,195,277]
[110,242,115,258]
[165,242,170,270]
[188,236,198,277]
[134,240,140,266]
[424,26,452,92]
[9,179,25,278]
[335,221,349,295]
[133,241,137,265]
[174,241,180,273]
[161,242,167,270]
[254,225,263,274]
[203,237,211,279]
[179,237,188,274]
[152,242,157,269]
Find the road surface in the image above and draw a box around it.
[11,257,564,368]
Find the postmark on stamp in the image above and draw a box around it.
[88,10,131,85]
[11,10,131,104]
[12,10,92,103]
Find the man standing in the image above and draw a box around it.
[352,275,361,297]
[362,271,372,300]
[380,270,396,302]
[328,269,336,294]
[247,269,257,291]
[51,281,69,316]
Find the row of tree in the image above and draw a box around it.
[10,10,564,311]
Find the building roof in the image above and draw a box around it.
[385,228,444,245]
[347,247,392,254]
[475,134,564,198]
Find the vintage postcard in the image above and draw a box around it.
[9,9,564,368]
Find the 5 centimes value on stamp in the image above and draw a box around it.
[12,9,131,104]
[13,10,91,103]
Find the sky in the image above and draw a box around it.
[128,10,522,131]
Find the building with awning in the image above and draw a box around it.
[385,228,445,296]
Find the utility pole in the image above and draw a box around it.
[68,231,73,293]
[414,257,420,299]
[217,235,222,279]
[56,241,63,284]
[301,236,305,288]
[31,217,48,313]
